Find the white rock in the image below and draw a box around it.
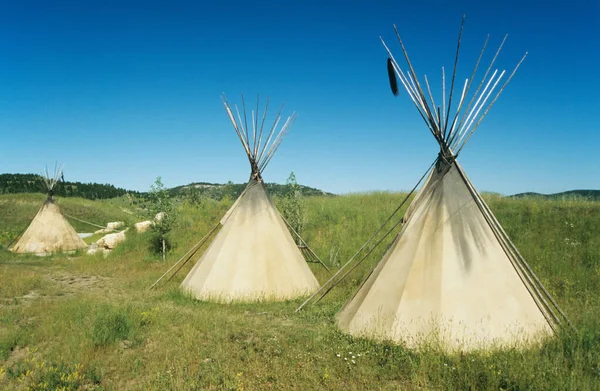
[106,222,124,231]
[154,212,166,222]
[97,230,127,249]
[134,220,153,233]
[87,243,112,257]
[86,243,100,255]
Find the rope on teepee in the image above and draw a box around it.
[5,223,30,250]
[280,216,331,273]
[63,214,107,230]
[455,162,573,332]
[296,159,437,312]
[148,222,221,290]
[149,179,256,290]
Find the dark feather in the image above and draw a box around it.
[387,58,399,96]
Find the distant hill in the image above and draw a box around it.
[510,190,600,201]
[0,173,137,200]
[170,181,335,201]
[0,173,334,202]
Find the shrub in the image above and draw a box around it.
[91,306,134,346]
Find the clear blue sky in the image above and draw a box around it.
[1,0,598,195]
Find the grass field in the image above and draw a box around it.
[0,192,599,390]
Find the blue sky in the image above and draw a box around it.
[1,0,598,195]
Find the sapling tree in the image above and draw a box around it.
[281,172,307,245]
[148,177,176,261]
[221,180,234,203]
[185,186,202,207]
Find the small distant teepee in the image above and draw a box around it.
[178,94,321,302]
[9,164,87,255]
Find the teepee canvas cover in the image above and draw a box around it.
[337,159,555,350]
[10,166,87,255]
[332,20,568,350]
[181,95,320,302]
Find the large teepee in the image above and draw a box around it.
[10,165,87,255]
[299,19,569,351]
[178,94,321,302]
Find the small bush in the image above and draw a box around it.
[149,233,173,255]
[0,328,26,361]
[0,337,16,361]
[28,362,86,391]
[163,287,198,306]
[2,347,103,390]
[139,306,160,327]
[91,306,134,346]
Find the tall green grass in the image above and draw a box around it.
[0,192,598,390]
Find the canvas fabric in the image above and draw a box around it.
[181,180,320,302]
[336,160,552,350]
[10,199,88,255]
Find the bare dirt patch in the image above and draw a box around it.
[2,273,110,306]
[20,291,40,301]
[3,345,29,367]
[2,290,41,306]
[47,273,110,294]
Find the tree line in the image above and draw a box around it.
[0,173,333,202]
[171,181,333,202]
[0,173,138,200]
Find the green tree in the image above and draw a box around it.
[219,180,235,205]
[148,177,177,261]
[185,186,203,207]
[281,172,307,245]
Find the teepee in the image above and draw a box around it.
[179,94,320,302]
[300,19,569,351]
[10,165,87,255]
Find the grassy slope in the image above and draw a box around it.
[511,189,600,201]
[0,193,599,390]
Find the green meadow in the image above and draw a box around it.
[0,192,599,390]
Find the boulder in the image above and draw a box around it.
[93,222,125,235]
[106,222,124,231]
[86,243,110,257]
[154,212,166,222]
[97,230,127,250]
[134,220,153,233]
[86,243,99,255]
